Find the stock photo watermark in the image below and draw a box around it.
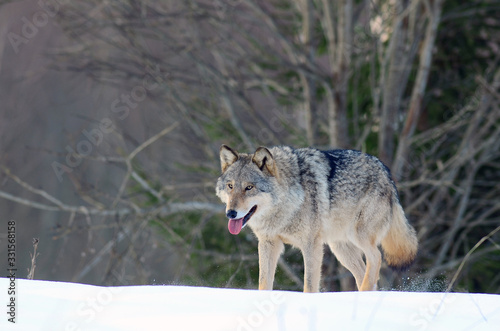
[236,291,285,331]
[7,0,66,54]
[51,65,167,182]
[65,286,123,331]
[6,220,17,323]
[409,293,457,330]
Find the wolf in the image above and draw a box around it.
[215,145,418,292]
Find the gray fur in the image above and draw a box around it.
[216,145,418,292]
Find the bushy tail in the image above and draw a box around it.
[381,201,418,271]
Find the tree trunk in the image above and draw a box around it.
[297,0,317,146]
[393,0,444,180]
[322,0,353,148]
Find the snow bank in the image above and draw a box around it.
[1,278,499,330]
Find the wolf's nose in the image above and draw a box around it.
[226,209,237,219]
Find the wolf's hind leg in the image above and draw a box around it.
[329,242,366,290]
[258,238,284,290]
[357,242,382,291]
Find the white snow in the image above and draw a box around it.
[1,278,499,330]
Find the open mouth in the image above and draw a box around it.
[228,205,257,235]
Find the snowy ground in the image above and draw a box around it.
[1,278,499,330]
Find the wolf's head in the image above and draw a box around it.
[216,145,278,235]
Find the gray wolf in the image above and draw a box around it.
[215,145,418,292]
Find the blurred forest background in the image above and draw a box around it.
[0,0,499,293]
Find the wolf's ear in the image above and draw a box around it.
[220,145,239,173]
[252,147,278,178]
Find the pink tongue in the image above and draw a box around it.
[228,218,243,235]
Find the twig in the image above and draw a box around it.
[0,190,61,212]
[75,218,150,282]
[446,225,500,293]
[27,238,39,280]
[278,257,304,289]
[131,170,164,201]
[225,259,244,288]
[112,122,179,208]
[1,167,68,209]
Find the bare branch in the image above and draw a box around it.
[446,225,500,293]
[112,122,179,208]
[27,238,40,280]
[0,187,222,217]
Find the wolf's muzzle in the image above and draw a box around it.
[227,205,257,235]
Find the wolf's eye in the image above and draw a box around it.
[227,183,233,190]
[245,185,254,191]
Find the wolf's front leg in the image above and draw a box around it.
[302,239,324,293]
[258,238,284,290]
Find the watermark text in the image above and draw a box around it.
[6,220,16,323]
